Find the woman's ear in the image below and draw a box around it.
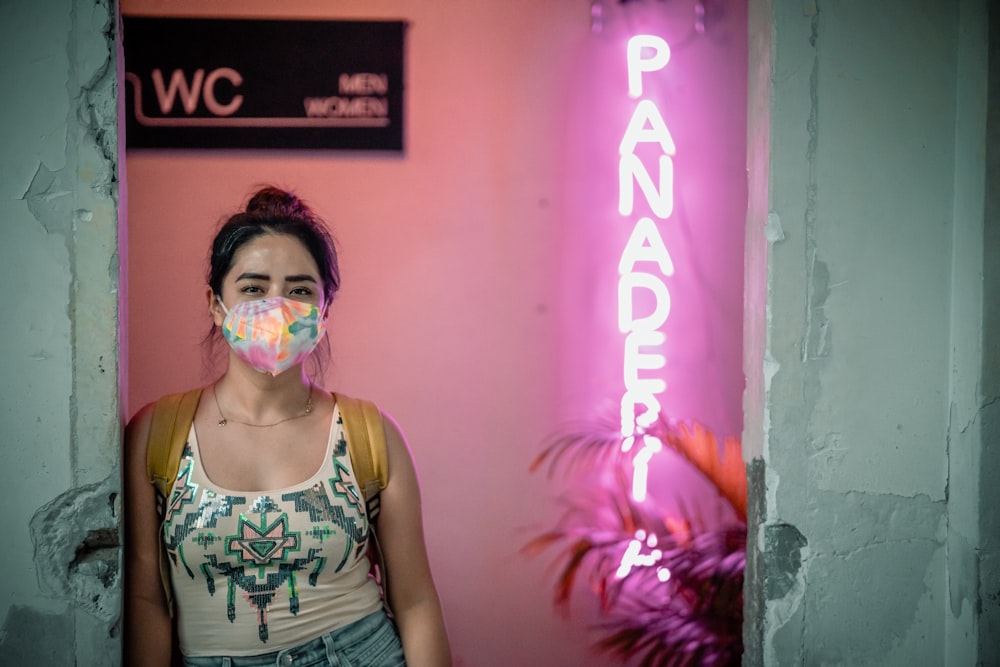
[207,286,225,327]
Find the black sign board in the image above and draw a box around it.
[123,17,405,150]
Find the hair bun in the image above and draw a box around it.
[245,186,308,218]
[209,185,340,307]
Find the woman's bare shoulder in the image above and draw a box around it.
[125,387,206,450]
[124,401,158,460]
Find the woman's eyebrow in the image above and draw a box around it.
[235,272,269,281]
[234,272,317,283]
[285,274,317,283]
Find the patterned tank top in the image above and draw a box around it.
[161,405,383,656]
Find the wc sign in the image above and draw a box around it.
[122,17,405,150]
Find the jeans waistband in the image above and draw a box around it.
[182,610,395,667]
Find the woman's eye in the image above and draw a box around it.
[290,287,313,296]
[241,285,263,294]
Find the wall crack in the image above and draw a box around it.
[28,475,120,620]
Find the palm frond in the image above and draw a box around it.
[530,416,625,479]
[526,417,746,665]
[655,420,747,521]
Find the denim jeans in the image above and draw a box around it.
[182,611,405,667]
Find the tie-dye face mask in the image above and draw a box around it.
[218,296,326,376]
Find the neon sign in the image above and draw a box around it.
[616,34,674,580]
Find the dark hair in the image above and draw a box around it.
[208,186,340,304]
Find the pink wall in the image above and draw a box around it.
[124,1,746,664]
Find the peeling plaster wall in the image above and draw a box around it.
[978,1,1000,662]
[0,1,122,665]
[744,0,992,664]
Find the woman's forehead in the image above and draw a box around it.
[229,233,320,275]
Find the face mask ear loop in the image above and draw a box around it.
[216,294,231,316]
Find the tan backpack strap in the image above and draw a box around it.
[334,391,391,613]
[145,387,202,620]
[146,388,203,502]
[335,392,388,499]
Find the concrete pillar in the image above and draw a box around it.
[0,1,123,665]
[978,2,1000,663]
[744,0,993,664]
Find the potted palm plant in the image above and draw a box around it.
[524,417,746,666]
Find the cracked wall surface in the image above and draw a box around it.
[979,1,1000,662]
[0,0,122,665]
[745,0,992,664]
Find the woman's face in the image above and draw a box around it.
[209,232,325,327]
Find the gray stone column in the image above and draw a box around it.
[743,0,993,664]
[0,1,123,665]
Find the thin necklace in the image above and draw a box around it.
[213,383,314,428]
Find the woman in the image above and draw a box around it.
[124,187,451,666]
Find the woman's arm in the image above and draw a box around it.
[376,414,452,667]
[123,403,175,667]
